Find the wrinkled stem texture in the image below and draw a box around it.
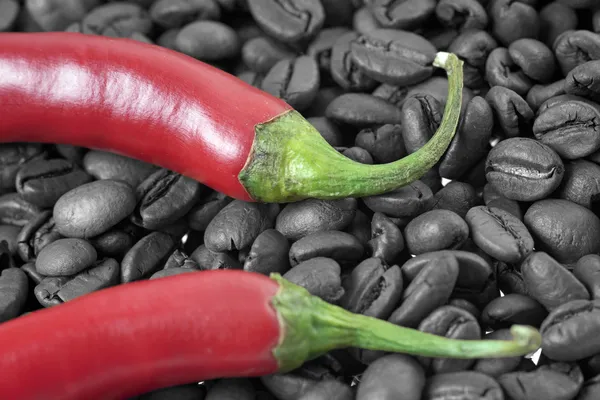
[271,274,542,372]
[240,52,464,203]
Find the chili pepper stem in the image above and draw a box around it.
[270,273,542,373]
[239,52,464,203]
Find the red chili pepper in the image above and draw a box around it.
[0,270,540,400]
[0,32,464,203]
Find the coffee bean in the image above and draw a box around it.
[355,124,405,163]
[26,0,99,32]
[578,375,600,400]
[289,230,364,268]
[554,30,600,76]
[282,257,344,303]
[351,29,436,86]
[481,293,548,330]
[0,143,45,194]
[367,0,436,31]
[524,199,600,265]
[556,160,600,209]
[485,137,564,202]
[404,210,469,255]
[357,354,426,400]
[16,211,62,262]
[486,47,532,96]
[260,372,319,400]
[363,180,433,219]
[436,0,488,32]
[533,97,600,160]
[89,228,135,259]
[389,255,459,328]
[307,27,349,74]
[0,0,19,32]
[54,180,136,238]
[508,38,556,84]
[448,298,481,320]
[298,379,353,400]
[35,238,97,277]
[0,193,43,227]
[82,150,158,188]
[330,31,378,91]
[574,255,600,299]
[488,0,540,46]
[485,86,534,138]
[368,212,404,265]
[187,191,233,232]
[0,268,28,322]
[465,206,533,264]
[262,56,320,112]
[498,262,528,296]
[472,329,523,378]
[423,371,504,400]
[176,21,240,61]
[0,224,20,255]
[150,0,221,29]
[16,158,92,208]
[326,93,403,127]
[242,36,296,75]
[448,29,498,88]
[430,181,479,219]
[499,362,584,400]
[522,252,590,311]
[275,198,356,241]
[401,94,442,155]
[81,2,153,37]
[150,267,198,280]
[244,229,290,276]
[539,2,578,48]
[565,60,600,103]
[121,232,177,283]
[526,80,567,112]
[190,244,242,270]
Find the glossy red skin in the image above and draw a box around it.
[0,32,292,201]
[0,270,281,400]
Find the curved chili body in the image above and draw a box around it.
[0,32,292,201]
[0,270,281,400]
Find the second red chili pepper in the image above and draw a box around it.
[0,32,463,203]
[0,270,541,400]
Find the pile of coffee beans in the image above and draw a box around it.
[2,0,600,399]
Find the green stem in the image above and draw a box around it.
[239,52,464,203]
[270,273,541,373]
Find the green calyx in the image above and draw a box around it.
[239,52,464,203]
[270,273,541,373]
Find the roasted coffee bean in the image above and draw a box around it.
[248,0,324,45]
[341,257,403,319]
[15,158,92,208]
[425,27,459,51]
[150,267,198,280]
[262,56,320,112]
[326,93,403,127]
[283,257,344,303]
[488,0,540,46]
[481,293,548,330]
[342,147,374,164]
[54,180,135,238]
[352,6,380,35]
[401,94,442,155]
[404,210,469,255]
[522,252,590,311]
[260,373,319,400]
[298,379,352,400]
[435,0,488,32]
[533,97,600,160]
[472,329,523,378]
[307,27,349,73]
[304,86,344,118]
[121,232,177,283]
[565,60,600,103]
[243,36,296,74]
[368,212,404,265]
[187,191,232,232]
[0,193,43,227]
[389,255,459,328]
[351,29,436,86]
[508,38,556,84]
[448,29,498,88]
[485,86,534,138]
[34,276,69,308]
[525,199,600,265]
[190,244,242,270]
[423,370,504,400]
[578,375,600,400]
[162,249,198,270]
[330,31,378,91]
[137,383,207,400]
[499,362,584,400]
[244,229,290,275]
[16,211,62,262]
[465,206,533,264]
[541,299,600,361]
[133,169,203,231]
[50,258,119,304]
[82,150,158,188]
[406,76,474,108]
[176,21,240,61]
[355,124,405,163]
[150,0,221,29]
[0,143,45,194]
[486,47,532,96]
[539,2,578,48]
[0,0,18,32]
[366,0,435,30]
[430,181,479,218]
[363,180,433,219]
[345,210,371,248]
[89,228,135,259]
[556,160,600,209]
[81,2,153,37]
[289,230,364,268]
[356,354,426,400]
[27,0,97,32]
[36,238,97,277]
[574,255,600,299]
[21,262,45,285]
[526,80,567,112]
[554,30,600,76]
[275,198,356,241]
[204,200,277,253]
[309,117,343,146]
[0,224,20,255]
[485,137,564,202]
[448,298,481,320]
[498,262,528,296]
[372,83,409,107]
[0,268,28,322]
[418,305,481,373]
